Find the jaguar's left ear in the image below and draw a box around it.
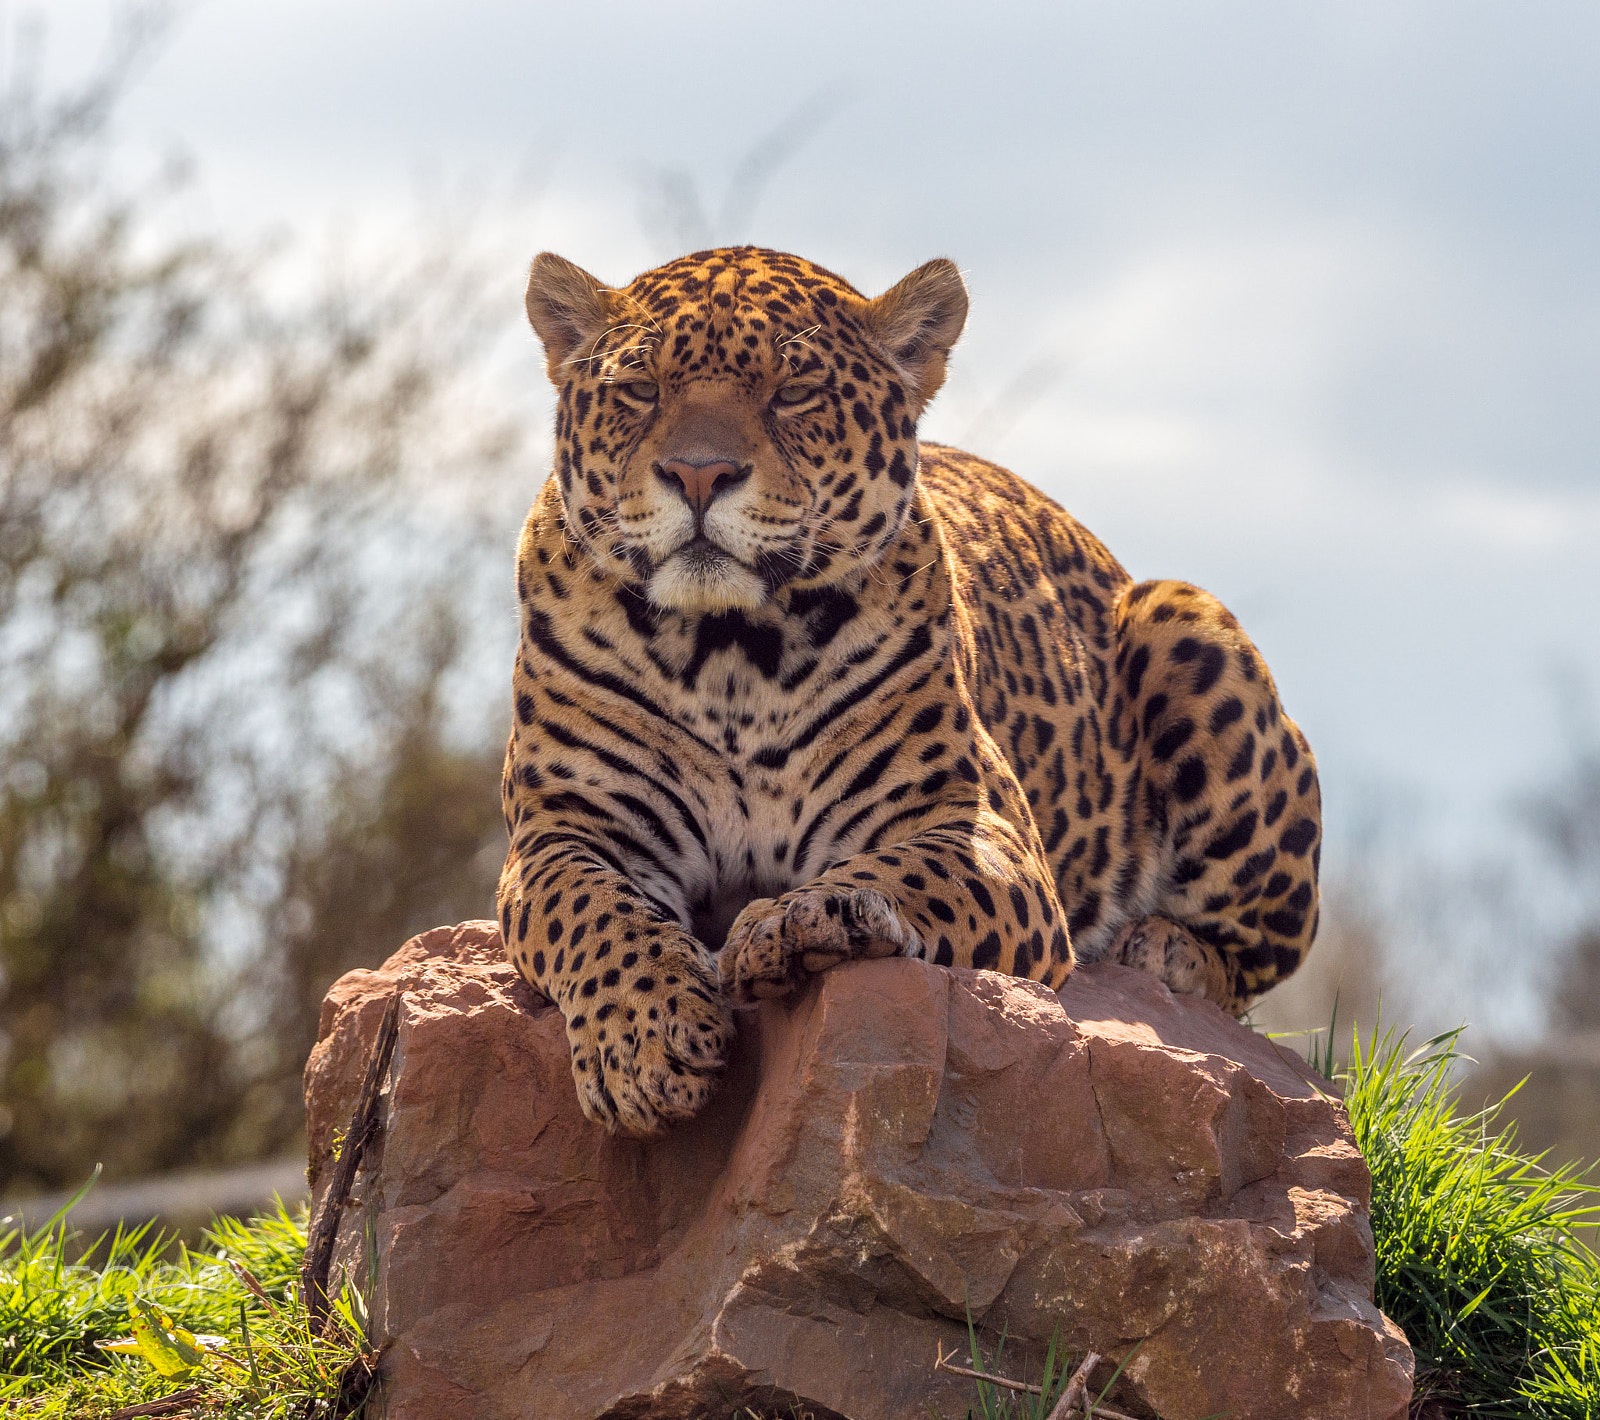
[863,258,969,409]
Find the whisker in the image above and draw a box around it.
[564,324,660,371]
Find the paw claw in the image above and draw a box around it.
[721,886,919,1004]
[801,950,845,972]
[749,979,792,1000]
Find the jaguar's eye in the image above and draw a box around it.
[619,380,659,402]
[773,382,818,408]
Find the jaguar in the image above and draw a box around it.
[496,246,1321,1135]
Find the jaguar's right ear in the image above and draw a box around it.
[525,253,616,382]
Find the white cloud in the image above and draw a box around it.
[1434,484,1600,552]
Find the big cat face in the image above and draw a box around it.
[525,246,968,613]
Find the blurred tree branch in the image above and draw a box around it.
[635,78,853,256]
[0,23,523,1192]
[1531,715,1600,1033]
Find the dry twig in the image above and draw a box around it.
[934,1342,1043,1394]
[933,1342,1138,1419]
[299,990,401,1333]
[104,1389,205,1419]
[1046,1350,1100,1419]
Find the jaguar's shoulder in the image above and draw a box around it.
[915,442,1131,601]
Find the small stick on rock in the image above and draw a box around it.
[933,1342,1042,1395]
[1046,1350,1100,1419]
[300,989,401,1333]
[933,1343,1138,1420]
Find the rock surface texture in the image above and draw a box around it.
[305,922,1413,1420]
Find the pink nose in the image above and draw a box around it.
[656,460,749,513]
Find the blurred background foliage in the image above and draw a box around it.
[1,18,1598,1204]
[1252,732,1600,1181]
[0,33,519,1195]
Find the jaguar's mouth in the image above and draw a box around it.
[676,534,733,567]
[647,536,766,612]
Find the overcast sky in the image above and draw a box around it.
[45,0,1600,873]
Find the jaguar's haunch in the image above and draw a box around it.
[497,246,1321,1134]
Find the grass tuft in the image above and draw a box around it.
[0,1186,375,1417]
[1338,1022,1600,1417]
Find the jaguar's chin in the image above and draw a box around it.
[646,546,767,613]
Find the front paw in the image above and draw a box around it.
[565,945,734,1136]
[719,887,920,1004]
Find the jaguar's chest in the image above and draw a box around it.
[622,630,926,942]
[685,784,809,946]
[602,596,890,754]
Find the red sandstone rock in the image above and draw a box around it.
[305,922,1412,1420]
